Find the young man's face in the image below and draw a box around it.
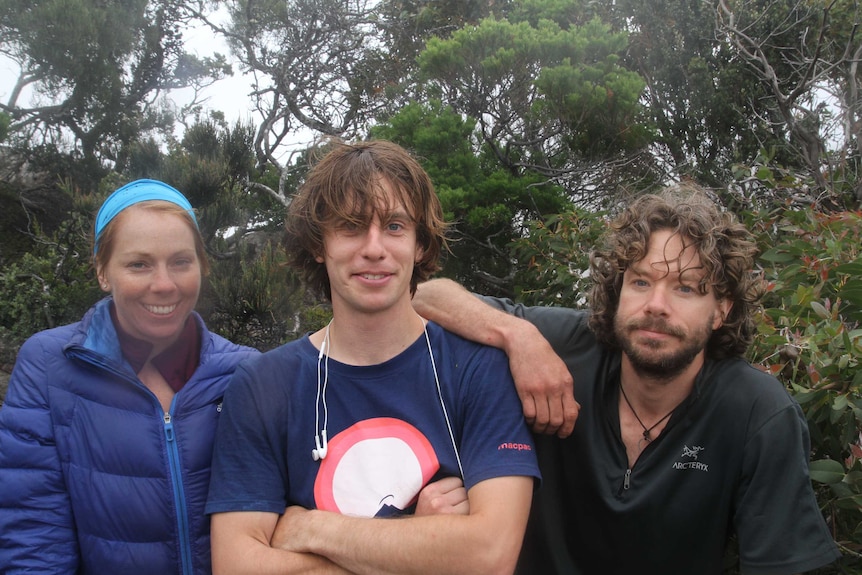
[318,179,423,317]
[613,229,732,379]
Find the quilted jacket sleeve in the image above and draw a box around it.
[0,333,80,573]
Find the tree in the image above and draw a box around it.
[124,118,278,260]
[607,0,774,189]
[372,100,572,294]
[716,0,862,208]
[377,0,496,93]
[416,7,652,207]
[0,0,231,171]
[0,111,9,143]
[194,0,391,163]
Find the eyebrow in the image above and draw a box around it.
[628,258,705,281]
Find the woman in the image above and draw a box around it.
[0,179,259,574]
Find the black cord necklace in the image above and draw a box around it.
[619,382,675,448]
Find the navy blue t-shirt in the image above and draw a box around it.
[206,322,540,518]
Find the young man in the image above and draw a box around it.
[412,187,841,574]
[205,140,540,575]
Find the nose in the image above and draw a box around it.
[359,225,386,259]
[151,265,177,292]
[643,285,670,315]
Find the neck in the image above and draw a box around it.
[619,353,703,417]
[312,303,425,366]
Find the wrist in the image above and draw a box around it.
[300,509,337,556]
[498,315,540,356]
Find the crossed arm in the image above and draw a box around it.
[412,278,579,437]
[211,475,532,575]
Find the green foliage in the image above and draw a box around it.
[0,204,101,341]
[372,100,480,189]
[510,208,607,306]
[371,100,572,295]
[0,112,9,143]
[417,8,648,184]
[205,239,306,351]
[533,17,650,156]
[746,207,862,559]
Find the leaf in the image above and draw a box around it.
[759,248,797,263]
[809,459,845,484]
[835,494,862,510]
[810,301,830,319]
[832,394,849,411]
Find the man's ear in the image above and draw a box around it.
[714,298,733,330]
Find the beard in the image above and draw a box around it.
[614,313,714,380]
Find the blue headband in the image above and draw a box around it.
[94,179,198,254]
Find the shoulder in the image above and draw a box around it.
[427,321,509,364]
[197,315,260,367]
[702,358,805,431]
[202,330,259,360]
[18,323,79,356]
[705,358,795,404]
[477,297,593,350]
[228,337,312,383]
[13,321,83,380]
[478,296,588,325]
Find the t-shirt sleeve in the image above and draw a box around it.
[205,362,289,515]
[734,399,841,574]
[454,343,541,490]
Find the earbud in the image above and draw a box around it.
[312,430,328,461]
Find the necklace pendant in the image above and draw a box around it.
[643,430,651,442]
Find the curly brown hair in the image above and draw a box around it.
[588,185,763,359]
[285,140,448,300]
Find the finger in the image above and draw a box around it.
[433,476,465,495]
[449,499,470,515]
[442,487,468,505]
[519,390,538,426]
[530,393,552,435]
[554,394,580,438]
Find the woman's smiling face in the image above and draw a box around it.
[97,205,202,354]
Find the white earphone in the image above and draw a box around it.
[312,323,331,461]
[312,429,328,461]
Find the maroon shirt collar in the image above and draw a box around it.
[111,303,201,392]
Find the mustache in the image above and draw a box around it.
[624,318,685,339]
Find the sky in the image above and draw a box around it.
[176,23,258,127]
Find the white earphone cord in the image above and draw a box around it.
[423,321,465,479]
[312,318,464,481]
[313,322,331,461]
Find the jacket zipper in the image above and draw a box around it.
[164,404,194,575]
[68,347,196,573]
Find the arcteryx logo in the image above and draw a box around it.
[682,445,703,460]
[672,445,709,472]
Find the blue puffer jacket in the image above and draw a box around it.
[0,298,259,574]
